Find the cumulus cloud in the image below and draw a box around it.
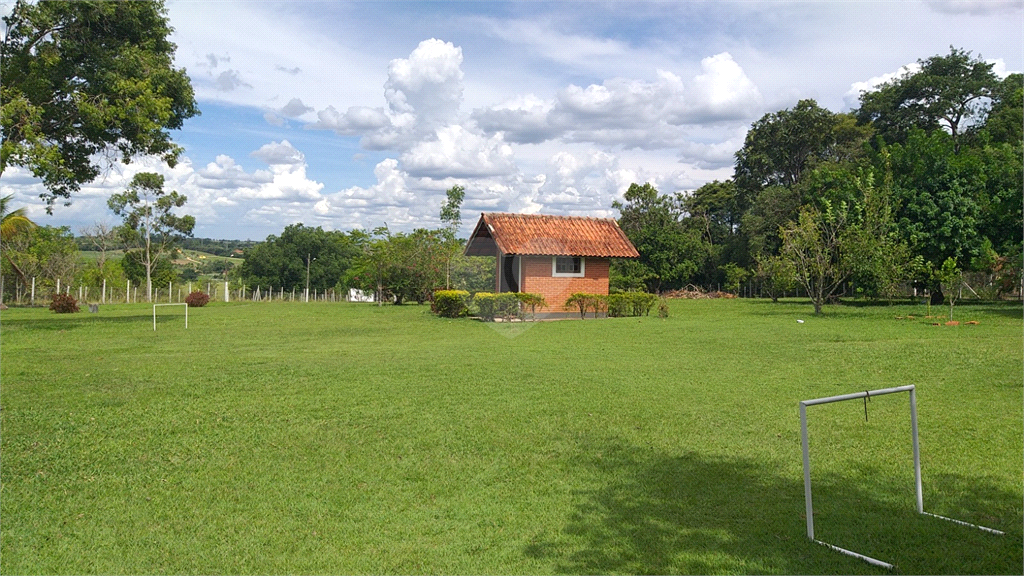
[473,53,761,148]
[196,155,274,189]
[400,125,516,179]
[251,140,306,166]
[384,38,464,127]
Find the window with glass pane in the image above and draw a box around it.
[555,256,581,274]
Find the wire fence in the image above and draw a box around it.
[0,278,362,306]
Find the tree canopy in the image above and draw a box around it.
[0,0,199,210]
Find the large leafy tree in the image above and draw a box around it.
[856,47,1000,152]
[239,224,361,294]
[613,183,709,292]
[108,172,194,301]
[0,0,199,210]
[734,99,870,199]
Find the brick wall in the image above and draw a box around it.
[519,256,610,311]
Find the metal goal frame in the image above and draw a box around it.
[153,303,188,331]
[800,384,1003,570]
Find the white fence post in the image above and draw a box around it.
[224,281,229,302]
[31,277,35,304]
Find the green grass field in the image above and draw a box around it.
[1,298,1021,574]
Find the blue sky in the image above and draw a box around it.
[3,0,1022,240]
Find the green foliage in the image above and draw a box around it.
[241,224,360,292]
[780,204,856,315]
[471,292,521,321]
[48,292,79,313]
[721,263,749,294]
[753,255,796,303]
[515,292,547,320]
[120,250,176,287]
[735,99,871,196]
[108,172,194,301]
[936,257,963,320]
[432,290,469,318]
[450,254,495,293]
[606,292,657,317]
[564,292,610,319]
[856,47,1000,149]
[0,0,199,209]
[1,224,80,299]
[657,297,670,318]
[613,183,708,292]
[184,291,210,308]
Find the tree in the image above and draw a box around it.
[856,47,1000,152]
[935,257,962,320]
[439,184,465,289]
[1,225,79,301]
[108,172,194,301]
[0,0,199,210]
[734,100,870,198]
[1,193,36,295]
[753,254,796,303]
[239,224,360,294]
[613,183,709,292]
[780,203,856,315]
[79,222,118,269]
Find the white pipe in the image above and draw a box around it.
[815,540,894,570]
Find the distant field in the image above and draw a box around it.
[78,249,241,265]
[1,299,1020,574]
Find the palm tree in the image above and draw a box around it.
[1,194,38,300]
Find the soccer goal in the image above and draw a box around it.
[800,384,1003,570]
[153,303,188,331]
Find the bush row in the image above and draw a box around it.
[432,290,548,321]
[565,291,667,318]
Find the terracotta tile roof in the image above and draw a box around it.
[465,213,639,258]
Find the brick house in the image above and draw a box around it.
[464,213,639,312]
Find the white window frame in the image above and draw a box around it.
[552,256,585,278]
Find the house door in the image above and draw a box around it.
[500,255,520,292]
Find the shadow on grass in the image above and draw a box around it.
[0,313,175,330]
[525,438,1022,575]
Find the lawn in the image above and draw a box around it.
[1,298,1021,574]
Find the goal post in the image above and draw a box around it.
[799,384,1002,569]
[153,303,188,331]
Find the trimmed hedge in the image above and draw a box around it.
[471,292,546,321]
[432,290,470,318]
[566,291,658,319]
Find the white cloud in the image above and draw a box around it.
[384,39,464,127]
[844,62,921,108]
[400,125,516,179]
[250,140,306,166]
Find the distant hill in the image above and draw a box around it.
[75,236,258,258]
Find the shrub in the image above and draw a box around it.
[473,292,497,321]
[606,293,629,317]
[495,292,522,321]
[657,297,670,318]
[473,292,522,321]
[515,292,547,320]
[433,290,470,318]
[49,293,80,314]
[185,291,211,307]
[564,292,606,319]
[630,292,657,316]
